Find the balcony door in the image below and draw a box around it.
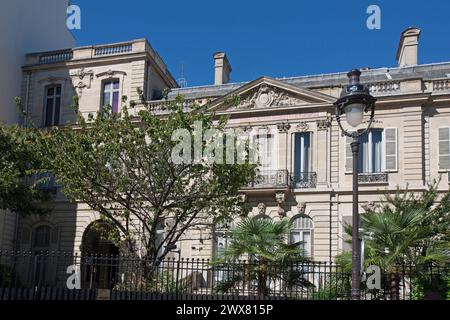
[293,133,311,187]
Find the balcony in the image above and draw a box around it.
[242,170,318,190]
[358,172,388,184]
[26,172,59,194]
[291,172,317,189]
[244,170,290,189]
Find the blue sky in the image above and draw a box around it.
[71,0,450,87]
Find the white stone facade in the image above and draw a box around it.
[1,29,450,263]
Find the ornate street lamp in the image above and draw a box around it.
[334,69,376,300]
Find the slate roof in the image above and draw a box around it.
[168,62,450,100]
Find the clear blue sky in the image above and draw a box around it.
[71,0,450,87]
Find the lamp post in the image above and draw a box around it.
[334,69,376,300]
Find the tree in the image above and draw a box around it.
[338,181,450,299]
[40,94,256,269]
[212,217,310,296]
[0,120,51,216]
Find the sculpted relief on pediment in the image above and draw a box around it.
[229,84,308,110]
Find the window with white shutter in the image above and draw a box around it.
[383,128,398,172]
[439,127,450,171]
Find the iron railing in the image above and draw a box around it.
[245,170,290,189]
[243,171,318,189]
[358,172,388,184]
[0,251,448,300]
[291,172,317,189]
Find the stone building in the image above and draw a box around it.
[1,27,450,265]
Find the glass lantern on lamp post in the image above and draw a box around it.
[334,69,376,300]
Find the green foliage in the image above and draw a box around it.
[0,264,20,287]
[0,119,52,216]
[212,217,310,296]
[336,182,450,299]
[39,92,257,262]
[216,217,305,263]
[339,181,450,270]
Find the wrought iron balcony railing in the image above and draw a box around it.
[25,172,59,194]
[243,171,318,189]
[245,170,290,189]
[291,172,317,189]
[358,172,388,184]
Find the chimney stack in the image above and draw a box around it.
[213,52,232,85]
[396,27,421,68]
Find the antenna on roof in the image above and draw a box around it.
[177,62,188,88]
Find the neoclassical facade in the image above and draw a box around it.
[1,28,450,264]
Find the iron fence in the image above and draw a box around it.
[0,251,448,300]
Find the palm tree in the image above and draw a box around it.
[339,181,450,299]
[212,217,310,297]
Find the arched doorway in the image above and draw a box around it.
[80,221,119,289]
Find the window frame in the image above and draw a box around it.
[359,129,383,174]
[101,79,121,113]
[43,85,62,127]
[289,215,314,258]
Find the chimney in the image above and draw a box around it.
[213,52,232,85]
[396,27,421,68]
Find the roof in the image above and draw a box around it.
[168,62,450,100]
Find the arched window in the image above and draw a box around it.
[213,220,234,258]
[290,215,314,257]
[33,225,51,254]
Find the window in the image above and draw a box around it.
[33,225,51,254]
[439,127,450,171]
[213,221,234,258]
[255,133,276,170]
[290,216,313,257]
[44,86,61,127]
[359,130,383,173]
[293,133,311,187]
[102,80,120,113]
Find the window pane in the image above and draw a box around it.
[104,82,112,91]
[54,97,61,125]
[290,231,301,244]
[56,86,61,95]
[45,98,53,127]
[47,87,54,96]
[302,231,311,256]
[113,81,119,90]
[112,92,119,113]
[372,131,382,172]
[103,92,111,107]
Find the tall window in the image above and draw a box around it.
[255,133,275,170]
[359,130,383,173]
[33,225,51,254]
[102,80,120,113]
[44,86,61,127]
[213,221,234,258]
[293,133,311,186]
[290,216,313,257]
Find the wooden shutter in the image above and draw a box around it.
[384,128,398,172]
[345,135,353,173]
[439,127,450,170]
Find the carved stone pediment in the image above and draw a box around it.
[209,76,335,112]
[229,84,310,110]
